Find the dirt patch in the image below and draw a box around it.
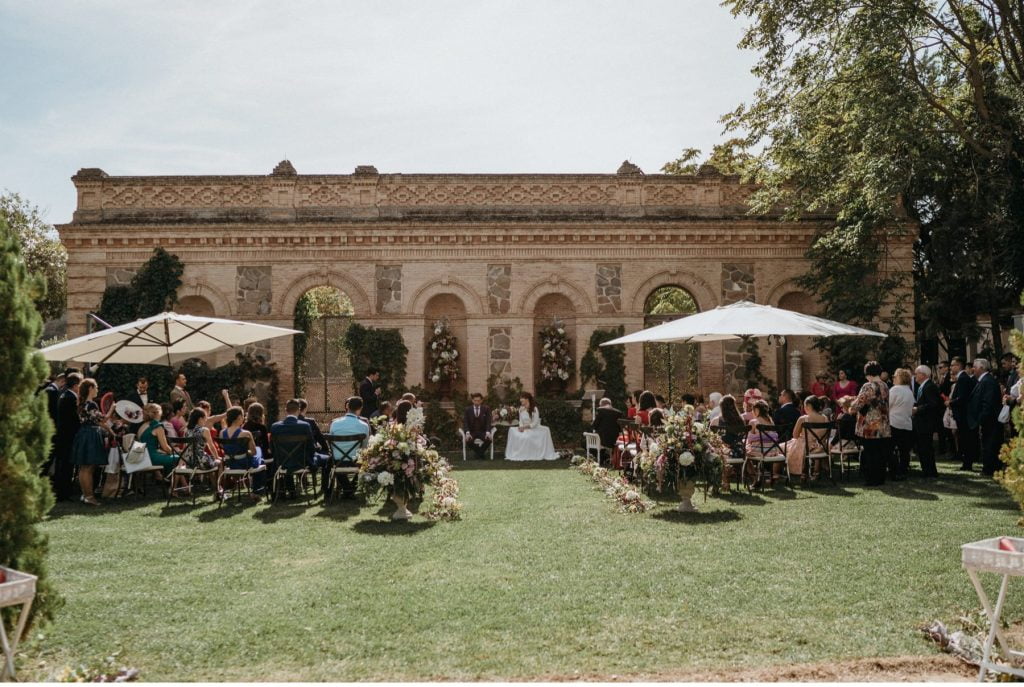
[544,655,977,682]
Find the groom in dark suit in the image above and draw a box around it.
[462,393,492,459]
[359,368,381,419]
[968,358,1003,476]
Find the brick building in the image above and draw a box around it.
[58,160,913,413]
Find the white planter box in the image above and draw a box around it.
[0,566,38,680]
[962,537,1024,576]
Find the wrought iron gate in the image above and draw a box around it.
[301,315,353,423]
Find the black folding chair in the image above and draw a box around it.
[270,434,315,504]
[323,433,367,503]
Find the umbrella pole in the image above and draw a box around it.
[667,343,673,406]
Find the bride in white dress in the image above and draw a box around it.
[505,392,558,461]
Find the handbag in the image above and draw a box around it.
[942,406,957,430]
[123,441,154,473]
[998,404,1011,424]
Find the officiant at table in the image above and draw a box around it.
[505,392,558,461]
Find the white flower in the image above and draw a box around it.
[557,327,565,335]
[434,326,443,335]
[377,471,395,486]
[362,472,376,482]
[398,442,409,452]
[431,374,440,383]
[624,490,639,501]
[431,342,437,350]
[679,451,695,467]
[442,496,456,508]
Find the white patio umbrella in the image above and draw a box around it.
[39,312,300,366]
[601,300,886,346]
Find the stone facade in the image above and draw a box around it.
[105,267,136,286]
[58,162,915,405]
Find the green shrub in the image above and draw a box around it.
[424,400,458,450]
[536,399,585,449]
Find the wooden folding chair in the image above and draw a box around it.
[213,435,267,505]
[744,423,791,490]
[830,435,862,479]
[166,435,218,506]
[270,434,315,504]
[714,424,749,492]
[800,421,834,482]
[323,433,367,502]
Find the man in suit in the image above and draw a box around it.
[296,398,330,454]
[359,368,381,419]
[968,358,1004,476]
[124,376,150,435]
[947,356,978,470]
[772,389,801,441]
[911,364,942,478]
[461,392,492,459]
[169,372,193,413]
[270,399,316,496]
[327,396,370,497]
[37,372,65,477]
[53,372,83,501]
[936,361,953,456]
[591,397,623,465]
[1002,353,1020,389]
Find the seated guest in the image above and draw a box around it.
[818,396,834,420]
[707,391,723,421]
[591,397,622,464]
[297,398,330,454]
[242,402,270,459]
[139,403,179,477]
[626,390,640,419]
[220,406,265,499]
[160,402,179,439]
[650,394,668,427]
[746,400,782,480]
[179,407,224,500]
[772,389,801,441]
[832,396,858,445]
[462,392,493,459]
[270,399,316,496]
[376,401,392,425]
[169,399,187,437]
[712,394,746,491]
[327,396,371,497]
[393,400,413,425]
[401,392,420,408]
[636,390,657,425]
[741,388,763,423]
[784,395,830,479]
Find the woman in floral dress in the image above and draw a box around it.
[850,361,891,486]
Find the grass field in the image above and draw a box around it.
[19,457,1024,681]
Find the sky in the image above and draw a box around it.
[0,0,759,225]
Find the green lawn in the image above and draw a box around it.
[20,458,1024,681]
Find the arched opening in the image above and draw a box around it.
[776,291,824,393]
[423,293,467,398]
[177,295,216,317]
[533,292,577,396]
[294,286,354,422]
[643,286,699,403]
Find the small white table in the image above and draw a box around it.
[0,566,37,680]
[962,537,1024,681]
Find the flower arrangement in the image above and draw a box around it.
[637,409,726,496]
[358,415,462,520]
[572,456,653,513]
[427,318,459,385]
[539,319,573,386]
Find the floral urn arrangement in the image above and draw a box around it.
[539,319,573,390]
[427,318,460,394]
[638,409,726,512]
[357,409,462,520]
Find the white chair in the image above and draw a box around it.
[583,432,601,463]
[459,429,494,461]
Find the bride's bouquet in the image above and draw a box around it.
[358,416,462,519]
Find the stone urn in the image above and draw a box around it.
[391,492,413,520]
[676,479,698,513]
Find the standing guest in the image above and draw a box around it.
[591,397,622,464]
[327,396,370,497]
[39,372,65,477]
[462,392,493,460]
[124,376,150,434]
[936,361,953,456]
[359,368,382,418]
[1002,353,1020,389]
[741,388,764,423]
[169,372,194,413]
[138,403,178,477]
[831,369,859,401]
[879,370,892,387]
[969,358,1004,476]
[270,399,316,497]
[851,361,891,487]
[772,389,801,441]
[888,368,915,480]
[160,402,179,439]
[707,391,723,421]
[297,399,330,453]
[636,390,657,425]
[810,373,830,398]
[72,379,110,505]
[947,356,977,470]
[53,372,84,501]
[911,364,943,478]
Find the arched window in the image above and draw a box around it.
[294,286,354,422]
[643,286,699,402]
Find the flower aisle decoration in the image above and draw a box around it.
[427,318,459,386]
[637,409,726,512]
[539,319,573,387]
[571,456,652,513]
[358,415,462,520]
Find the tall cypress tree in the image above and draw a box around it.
[0,214,61,630]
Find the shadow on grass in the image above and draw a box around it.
[253,501,317,523]
[716,492,770,506]
[652,508,742,524]
[315,500,364,522]
[352,519,435,535]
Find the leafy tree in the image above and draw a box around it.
[343,323,407,398]
[0,213,62,632]
[0,192,67,322]
[579,327,628,407]
[662,138,760,177]
[721,0,1024,360]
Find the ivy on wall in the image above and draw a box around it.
[343,322,407,399]
[579,326,627,407]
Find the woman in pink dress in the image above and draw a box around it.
[831,369,859,401]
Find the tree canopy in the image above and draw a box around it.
[0,192,67,323]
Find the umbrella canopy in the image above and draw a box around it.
[601,300,886,346]
[39,312,300,365]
